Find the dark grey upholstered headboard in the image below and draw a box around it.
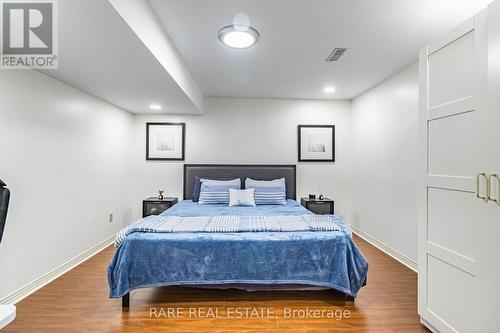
[183,164,297,200]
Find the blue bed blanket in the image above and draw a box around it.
[108,200,368,298]
[114,214,351,247]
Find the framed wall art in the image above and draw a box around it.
[298,125,335,162]
[146,122,185,161]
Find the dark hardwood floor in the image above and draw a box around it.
[3,235,429,332]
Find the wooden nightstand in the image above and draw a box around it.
[301,197,334,215]
[142,197,178,217]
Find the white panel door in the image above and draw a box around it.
[418,10,493,333]
[477,1,500,331]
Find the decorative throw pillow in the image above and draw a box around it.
[192,176,237,202]
[229,188,256,207]
[245,178,287,205]
[198,178,241,205]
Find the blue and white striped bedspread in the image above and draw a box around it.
[115,214,351,247]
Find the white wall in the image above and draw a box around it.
[351,63,419,265]
[0,70,134,300]
[0,67,418,299]
[131,98,353,221]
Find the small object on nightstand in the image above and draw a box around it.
[143,197,178,218]
[158,190,164,200]
[301,197,334,215]
[309,194,316,199]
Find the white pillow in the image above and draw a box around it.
[229,188,256,207]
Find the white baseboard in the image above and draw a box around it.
[350,225,418,272]
[420,317,440,333]
[0,234,115,305]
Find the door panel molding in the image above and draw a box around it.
[427,175,474,192]
[427,242,476,276]
[427,96,475,121]
[428,17,474,55]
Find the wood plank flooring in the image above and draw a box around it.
[3,235,429,332]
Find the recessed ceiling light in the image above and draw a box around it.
[218,24,260,49]
[323,87,336,93]
[149,104,162,110]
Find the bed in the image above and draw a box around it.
[108,164,368,308]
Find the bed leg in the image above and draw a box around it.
[345,294,355,302]
[122,293,130,308]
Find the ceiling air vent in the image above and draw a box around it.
[326,48,347,62]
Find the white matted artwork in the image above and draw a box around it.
[298,125,335,162]
[146,123,185,160]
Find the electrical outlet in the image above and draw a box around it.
[109,213,113,223]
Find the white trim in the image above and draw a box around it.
[418,44,429,321]
[0,305,16,330]
[428,17,474,55]
[426,242,476,277]
[427,175,474,193]
[427,96,475,121]
[420,317,441,333]
[0,235,116,305]
[350,225,418,272]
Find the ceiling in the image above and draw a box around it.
[149,0,492,100]
[41,0,202,114]
[40,0,493,113]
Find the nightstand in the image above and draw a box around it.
[301,197,334,215]
[142,197,178,217]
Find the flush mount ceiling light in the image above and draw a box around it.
[323,86,336,93]
[149,104,162,110]
[218,24,260,49]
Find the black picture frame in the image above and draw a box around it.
[146,122,185,161]
[298,125,335,162]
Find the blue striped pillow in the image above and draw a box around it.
[245,178,287,205]
[198,178,241,205]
